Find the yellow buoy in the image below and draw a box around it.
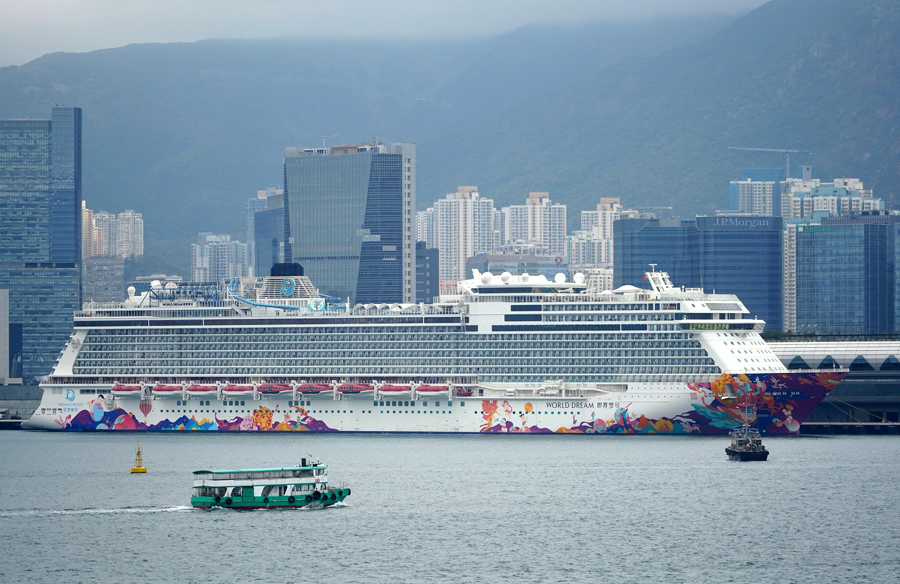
[131,439,147,473]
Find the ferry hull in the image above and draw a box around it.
[24,371,844,435]
[192,489,349,510]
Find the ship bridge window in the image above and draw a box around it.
[818,355,839,369]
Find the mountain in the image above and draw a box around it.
[0,15,737,276]
[425,0,900,220]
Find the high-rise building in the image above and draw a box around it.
[247,187,282,277]
[415,242,439,304]
[432,186,496,284]
[284,140,415,305]
[500,192,567,257]
[792,212,900,335]
[81,201,102,260]
[191,233,251,283]
[728,179,778,216]
[83,205,143,260]
[82,258,125,304]
[576,198,627,266]
[2,107,81,373]
[253,192,285,278]
[782,178,883,220]
[416,208,435,249]
[614,215,784,330]
[0,107,82,381]
[116,210,144,259]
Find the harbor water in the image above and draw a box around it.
[1,432,898,583]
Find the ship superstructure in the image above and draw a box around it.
[25,269,844,434]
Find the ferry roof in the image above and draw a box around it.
[192,465,325,474]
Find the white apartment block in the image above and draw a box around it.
[781,178,883,219]
[432,186,496,283]
[730,180,777,216]
[82,205,143,259]
[191,233,251,283]
[416,208,435,249]
[501,192,567,257]
[116,210,144,258]
[572,198,625,267]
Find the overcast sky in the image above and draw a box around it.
[0,0,769,68]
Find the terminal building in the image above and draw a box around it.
[770,340,900,429]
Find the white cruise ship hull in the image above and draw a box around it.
[25,372,843,435]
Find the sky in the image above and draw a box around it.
[0,0,769,68]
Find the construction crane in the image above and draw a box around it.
[726,146,811,179]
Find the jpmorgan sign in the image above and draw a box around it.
[710,217,772,229]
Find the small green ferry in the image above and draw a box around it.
[191,457,350,509]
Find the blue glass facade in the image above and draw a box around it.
[416,242,439,304]
[795,214,900,335]
[253,207,284,277]
[614,216,783,330]
[284,147,406,304]
[0,107,82,381]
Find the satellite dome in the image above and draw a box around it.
[521,273,530,282]
[165,282,177,289]
[150,280,162,289]
[127,286,136,297]
[573,273,586,284]
[481,272,494,285]
[554,273,566,284]
[500,271,512,283]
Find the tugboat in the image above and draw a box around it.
[726,392,769,461]
[190,457,350,509]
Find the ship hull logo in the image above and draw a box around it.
[65,389,75,402]
[280,278,295,296]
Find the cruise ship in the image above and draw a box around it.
[24,268,844,434]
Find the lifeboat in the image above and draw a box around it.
[379,384,411,394]
[111,385,142,396]
[298,383,332,394]
[152,384,182,396]
[337,383,374,394]
[454,388,474,397]
[257,383,292,394]
[186,385,217,396]
[222,385,254,395]
[416,385,450,394]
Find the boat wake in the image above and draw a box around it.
[0,505,193,518]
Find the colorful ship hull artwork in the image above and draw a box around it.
[38,371,843,436]
[25,268,846,435]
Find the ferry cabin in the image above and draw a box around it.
[191,463,346,509]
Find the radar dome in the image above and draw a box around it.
[500,272,512,283]
[150,280,162,289]
[521,273,530,282]
[554,273,566,284]
[481,272,494,285]
[573,273,586,284]
[165,282,177,289]
[127,286,136,297]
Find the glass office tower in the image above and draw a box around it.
[0,107,82,381]
[795,213,900,335]
[614,215,784,331]
[283,141,415,305]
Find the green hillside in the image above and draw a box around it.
[0,16,735,276]
[426,0,900,222]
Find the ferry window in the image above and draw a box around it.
[373,401,378,406]
[460,401,465,407]
[435,401,440,407]
[448,401,453,407]
[404,401,409,407]
[391,401,397,407]
[423,401,428,406]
